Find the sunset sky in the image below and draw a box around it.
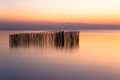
[0,0,120,24]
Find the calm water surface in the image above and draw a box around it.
[0,31,120,80]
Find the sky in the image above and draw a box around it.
[0,0,120,24]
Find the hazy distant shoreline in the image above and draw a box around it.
[1,28,120,31]
[0,22,120,31]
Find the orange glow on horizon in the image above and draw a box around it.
[2,15,120,24]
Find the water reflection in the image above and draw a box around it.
[9,31,79,49]
[1,31,120,80]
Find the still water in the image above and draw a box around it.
[0,31,120,80]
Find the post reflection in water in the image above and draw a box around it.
[9,31,79,49]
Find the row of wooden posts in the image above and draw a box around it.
[9,31,79,48]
